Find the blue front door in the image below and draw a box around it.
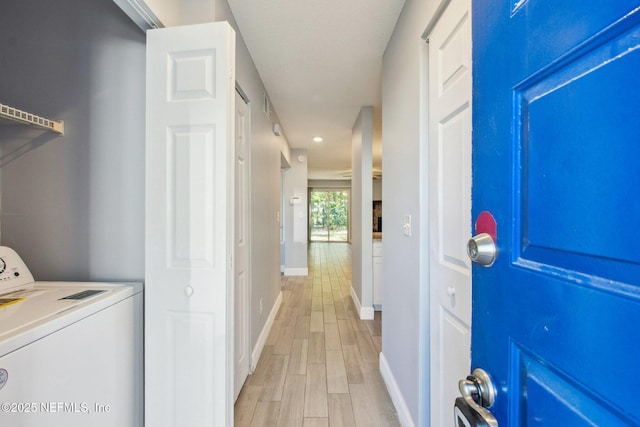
[472,0,640,424]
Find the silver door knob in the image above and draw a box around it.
[467,233,496,266]
[459,368,496,408]
[456,368,498,426]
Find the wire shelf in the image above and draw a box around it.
[0,102,64,135]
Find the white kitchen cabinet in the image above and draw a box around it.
[373,240,383,309]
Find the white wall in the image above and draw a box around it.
[382,0,446,424]
[0,0,145,281]
[283,149,308,275]
[351,106,373,319]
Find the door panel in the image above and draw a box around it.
[472,0,640,424]
[427,0,472,424]
[515,347,633,425]
[146,22,236,427]
[518,33,640,280]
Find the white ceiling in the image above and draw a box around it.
[227,0,406,179]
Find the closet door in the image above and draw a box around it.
[146,22,236,427]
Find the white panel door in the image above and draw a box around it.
[427,0,472,425]
[146,22,236,427]
[234,89,251,401]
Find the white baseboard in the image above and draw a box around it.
[361,305,374,320]
[350,286,374,320]
[283,267,308,276]
[350,286,362,315]
[379,352,416,427]
[250,291,282,372]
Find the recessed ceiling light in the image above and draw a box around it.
[312,136,323,143]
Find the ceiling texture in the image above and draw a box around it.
[227,0,406,180]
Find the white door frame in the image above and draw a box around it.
[421,0,471,425]
[234,84,252,401]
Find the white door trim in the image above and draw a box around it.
[424,0,473,424]
[234,87,252,401]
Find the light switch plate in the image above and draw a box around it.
[403,215,412,237]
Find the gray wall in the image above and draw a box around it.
[215,0,288,352]
[283,149,308,274]
[382,0,440,423]
[351,106,373,311]
[0,0,145,281]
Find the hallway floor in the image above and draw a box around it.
[235,243,400,426]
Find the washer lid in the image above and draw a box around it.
[0,281,140,356]
[0,284,116,339]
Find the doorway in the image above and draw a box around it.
[309,189,350,242]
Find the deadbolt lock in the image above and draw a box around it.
[455,368,498,427]
[467,233,497,267]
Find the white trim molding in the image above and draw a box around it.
[380,352,416,427]
[350,286,374,320]
[250,291,282,372]
[113,0,163,30]
[283,267,308,276]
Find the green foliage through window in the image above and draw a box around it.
[310,190,349,241]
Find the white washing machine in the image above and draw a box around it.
[0,246,143,427]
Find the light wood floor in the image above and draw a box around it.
[235,242,400,426]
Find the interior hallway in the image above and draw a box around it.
[235,242,399,426]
